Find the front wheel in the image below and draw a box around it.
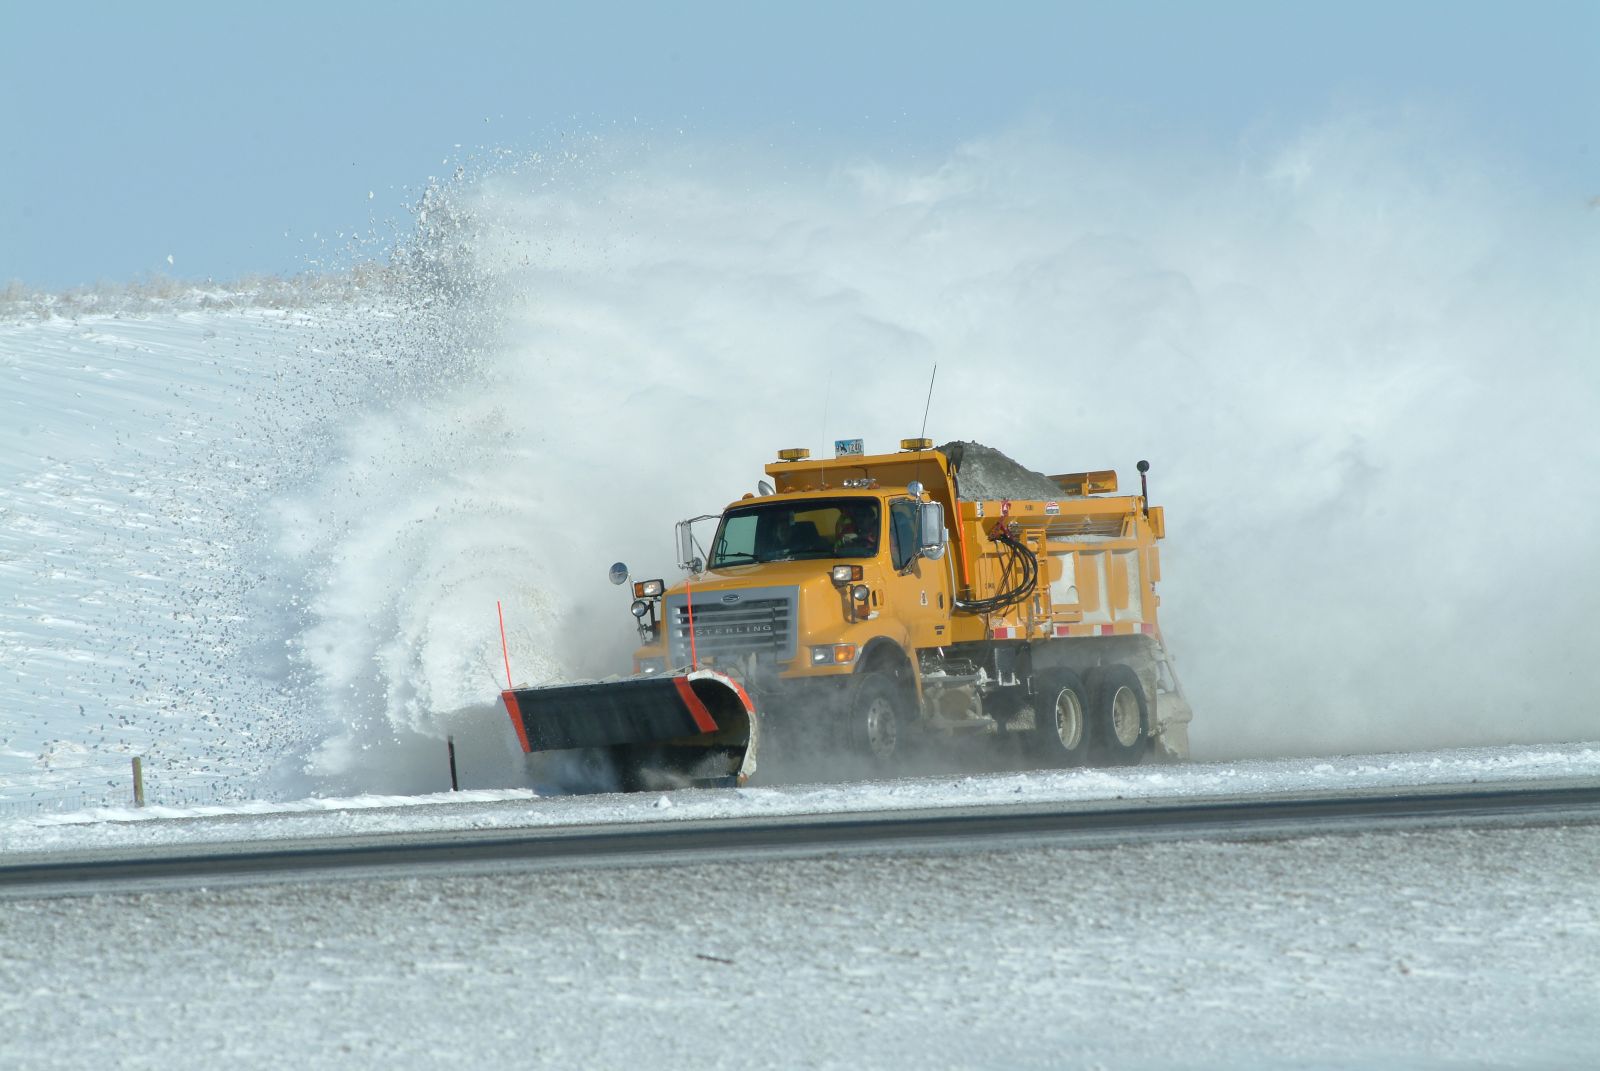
[842,673,903,765]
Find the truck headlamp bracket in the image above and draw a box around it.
[830,564,864,586]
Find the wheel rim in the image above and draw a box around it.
[1052,688,1084,750]
[1110,685,1142,747]
[863,695,898,757]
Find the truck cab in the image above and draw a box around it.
[621,443,964,758]
[637,487,950,682]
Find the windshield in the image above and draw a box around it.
[709,499,882,566]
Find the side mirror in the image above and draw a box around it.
[675,520,702,575]
[918,501,947,561]
[674,514,722,575]
[608,562,630,585]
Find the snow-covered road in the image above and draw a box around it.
[4,819,1596,1070]
[4,746,1598,1068]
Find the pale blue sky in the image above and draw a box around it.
[2,1,1594,289]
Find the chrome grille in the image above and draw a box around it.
[665,585,797,666]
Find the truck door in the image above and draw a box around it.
[885,497,953,650]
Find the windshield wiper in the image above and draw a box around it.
[713,551,758,566]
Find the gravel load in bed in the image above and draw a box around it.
[938,440,1066,501]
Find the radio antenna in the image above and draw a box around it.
[913,362,939,496]
[919,362,938,440]
[819,365,833,486]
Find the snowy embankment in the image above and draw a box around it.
[5,130,1598,819]
[0,283,572,811]
[0,300,403,809]
[5,741,1596,857]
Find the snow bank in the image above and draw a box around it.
[4,741,1596,856]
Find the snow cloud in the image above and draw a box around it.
[278,114,1596,780]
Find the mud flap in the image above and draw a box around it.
[502,669,758,786]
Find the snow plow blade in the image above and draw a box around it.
[502,669,758,788]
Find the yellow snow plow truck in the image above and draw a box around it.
[501,439,1193,789]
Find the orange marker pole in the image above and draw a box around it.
[685,579,698,669]
[497,600,514,689]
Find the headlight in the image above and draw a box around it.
[850,584,870,603]
[630,599,651,618]
[633,579,665,598]
[809,643,858,665]
[634,657,666,676]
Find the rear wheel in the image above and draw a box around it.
[1085,663,1149,765]
[1031,667,1091,767]
[843,673,903,764]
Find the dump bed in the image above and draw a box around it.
[947,491,1166,646]
[760,440,1168,646]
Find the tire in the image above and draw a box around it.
[843,673,903,764]
[1085,663,1150,765]
[1031,667,1092,767]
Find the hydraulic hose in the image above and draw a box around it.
[954,525,1038,616]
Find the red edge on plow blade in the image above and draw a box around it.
[500,669,758,784]
[502,690,531,752]
[671,675,720,733]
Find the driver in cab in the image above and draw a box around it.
[833,504,879,557]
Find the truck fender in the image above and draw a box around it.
[853,637,918,705]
